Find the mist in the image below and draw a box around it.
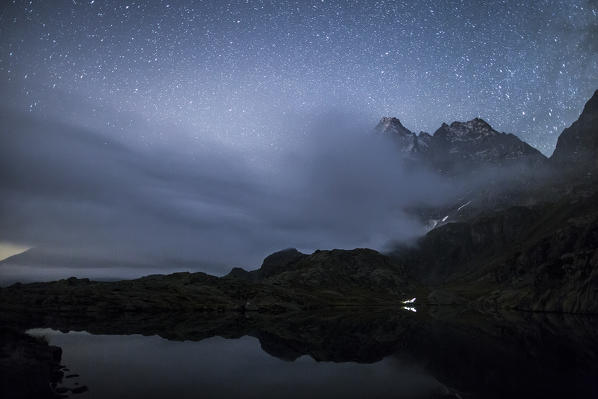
[0,85,463,281]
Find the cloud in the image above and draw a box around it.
[0,90,459,280]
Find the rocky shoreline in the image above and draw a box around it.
[0,327,67,399]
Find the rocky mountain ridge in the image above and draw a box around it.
[0,248,414,315]
[375,115,547,176]
[550,89,598,170]
[1,90,598,316]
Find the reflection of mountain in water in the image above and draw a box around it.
[3,308,598,398]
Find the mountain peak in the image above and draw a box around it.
[375,116,418,154]
[436,118,498,141]
[258,248,307,278]
[375,117,412,136]
[375,110,547,175]
[453,118,493,131]
[550,90,598,169]
[470,117,492,128]
[580,89,598,121]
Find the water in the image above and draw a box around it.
[27,329,446,399]
[15,310,598,398]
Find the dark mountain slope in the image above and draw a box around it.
[394,206,540,284]
[394,190,598,313]
[550,89,598,170]
[0,248,414,314]
[385,91,598,314]
[428,118,547,174]
[226,247,409,295]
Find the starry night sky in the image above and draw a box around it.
[0,0,597,279]
[2,0,597,153]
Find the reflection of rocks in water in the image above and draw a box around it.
[252,312,413,362]
[397,310,598,399]
[0,327,62,398]
[3,309,416,363]
[3,308,598,398]
[0,326,88,399]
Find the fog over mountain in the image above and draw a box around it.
[0,83,466,281]
[1,0,596,284]
[2,73,592,283]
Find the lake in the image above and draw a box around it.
[13,309,598,398]
[26,328,448,399]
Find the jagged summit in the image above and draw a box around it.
[580,89,598,119]
[375,116,418,154]
[550,90,598,169]
[375,117,413,136]
[375,90,598,175]
[435,118,497,141]
[375,115,546,174]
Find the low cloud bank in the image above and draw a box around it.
[1,96,461,280]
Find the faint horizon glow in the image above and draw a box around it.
[0,242,29,262]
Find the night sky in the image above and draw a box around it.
[2,0,598,152]
[0,0,597,279]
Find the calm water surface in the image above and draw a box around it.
[21,310,598,399]
[27,328,446,399]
